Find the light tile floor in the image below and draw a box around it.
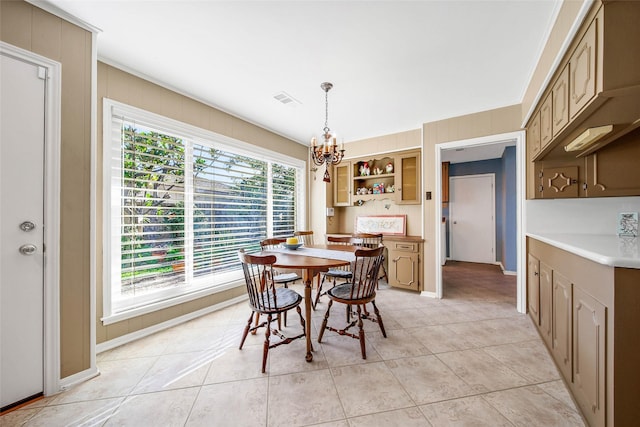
[3,262,586,426]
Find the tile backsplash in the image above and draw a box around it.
[526,197,640,235]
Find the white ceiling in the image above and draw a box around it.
[441,140,514,164]
[45,0,561,147]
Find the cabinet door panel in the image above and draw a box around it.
[540,166,579,198]
[585,129,640,197]
[389,251,419,290]
[552,272,572,381]
[333,162,351,206]
[540,96,552,149]
[573,287,606,427]
[528,112,541,161]
[527,254,540,324]
[539,263,553,346]
[552,66,569,136]
[569,21,597,119]
[397,152,420,204]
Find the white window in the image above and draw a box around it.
[103,99,305,323]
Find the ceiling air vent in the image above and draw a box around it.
[273,91,301,106]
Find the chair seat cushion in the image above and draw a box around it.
[256,287,303,313]
[325,269,352,278]
[273,272,301,283]
[327,282,374,302]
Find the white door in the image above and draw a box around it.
[1,53,46,409]
[449,174,495,264]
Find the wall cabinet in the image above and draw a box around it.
[568,21,597,120]
[527,237,640,427]
[537,165,580,199]
[584,129,640,197]
[525,1,640,173]
[531,127,640,199]
[527,112,541,161]
[334,149,421,206]
[397,152,421,204]
[540,95,553,149]
[333,162,351,207]
[385,238,422,291]
[551,65,569,136]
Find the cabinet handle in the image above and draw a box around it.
[534,272,539,276]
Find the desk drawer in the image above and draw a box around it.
[389,242,418,252]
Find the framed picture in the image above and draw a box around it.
[617,212,638,237]
[355,215,407,236]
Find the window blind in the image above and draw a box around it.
[105,100,305,319]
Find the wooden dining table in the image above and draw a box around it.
[260,244,357,362]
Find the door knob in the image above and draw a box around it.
[19,244,37,255]
[20,221,36,232]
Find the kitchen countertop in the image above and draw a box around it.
[327,233,423,243]
[527,232,640,269]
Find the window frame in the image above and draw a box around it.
[102,99,306,324]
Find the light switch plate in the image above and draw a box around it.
[326,207,335,217]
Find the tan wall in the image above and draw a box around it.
[319,129,422,238]
[1,1,93,378]
[521,0,588,123]
[96,63,307,344]
[422,105,522,293]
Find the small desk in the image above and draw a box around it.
[261,244,356,362]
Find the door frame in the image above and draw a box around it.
[434,131,526,314]
[449,173,496,264]
[1,42,61,396]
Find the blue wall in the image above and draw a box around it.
[443,146,517,272]
[502,146,517,272]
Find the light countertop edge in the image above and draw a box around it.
[526,232,640,269]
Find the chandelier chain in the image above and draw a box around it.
[310,81,344,183]
[324,89,330,135]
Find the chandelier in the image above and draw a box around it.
[310,82,345,183]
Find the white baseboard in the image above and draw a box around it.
[96,295,247,354]
[420,290,439,298]
[58,366,100,393]
[496,261,517,276]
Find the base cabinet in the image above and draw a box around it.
[527,237,640,427]
[573,287,606,427]
[386,238,423,291]
[551,272,572,381]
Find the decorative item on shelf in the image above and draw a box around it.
[356,187,368,195]
[359,161,370,176]
[373,167,383,175]
[310,82,345,183]
[385,162,393,173]
[386,184,395,193]
[372,183,386,194]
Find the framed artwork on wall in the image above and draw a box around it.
[355,215,407,236]
[617,212,638,237]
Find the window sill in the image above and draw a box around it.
[101,279,244,326]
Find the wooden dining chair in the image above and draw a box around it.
[293,230,324,290]
[259,238,302,327]
[260,238,302,287]
[352,233,388,282]
[293,230,315,246]
[238,249,306,373]
[317,245,386,359]
[313,236,363,310]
